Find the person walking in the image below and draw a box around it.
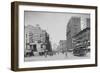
[42,44,47,57]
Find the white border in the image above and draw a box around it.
[19,5,96,68]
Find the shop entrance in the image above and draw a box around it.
[33,44,37,51]
[30,44,37,52]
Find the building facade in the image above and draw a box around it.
[66,17,81,51]
[72,18,90,51]
[25,24,52,56]
[59,40,67,53]
[66,17,90,52]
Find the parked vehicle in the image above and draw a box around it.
[86,46,90,52]
[24,49,34,57]
[73,45,87,56]
[47,52,53,56]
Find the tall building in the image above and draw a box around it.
[72,18,90,50]
[66,17,90,52]
[66,17,81,51]
[25,24,52,56]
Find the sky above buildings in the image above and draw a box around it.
[24,11,90,49]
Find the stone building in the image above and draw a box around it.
[25,24,52,56]
[66,17,81,51]
[72,28,90,48]
[59,40,67,53]
[66,16,90,52]
[72,18,90,51]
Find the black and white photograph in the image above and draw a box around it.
[24,11,91,62]
[11,2,97,71]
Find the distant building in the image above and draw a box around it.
[25,24,52,56]
[66,17,90,52]
[59,40,67,53]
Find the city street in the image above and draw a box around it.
[24,52,90,62]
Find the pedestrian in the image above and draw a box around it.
[42,44,47,57]
[44,49,48,57]
[65,51,67,57]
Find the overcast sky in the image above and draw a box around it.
[24,11,90,47]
